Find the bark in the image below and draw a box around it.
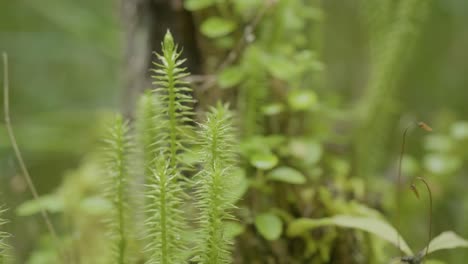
[121,0,201,116]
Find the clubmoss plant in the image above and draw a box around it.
[195,104,238,264]
[0,205,11,264]
[144,158,188,264]
[143,30,194,263]
[136,90,161,182]
[151,30,195,169]
[104,115,132,264]
[104,30,240,264]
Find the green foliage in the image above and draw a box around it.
[0,206,11,263]
[184,0,216,12]
[267,166,306,185]
[425,231,468,254]
[249,152,278,170]
[194,104,238,263]
[200,17,237,38]
[104,115,133,264]
[288,215,413,255]
[254,213,283,241]
[288,214,468,262]
[287,90,318,112]
[4,0,468,263]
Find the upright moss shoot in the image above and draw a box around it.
[136,90,161,182]
[195,104,238,264]
[144,30,193,263]
[104,115,132,264]
[144,158,188,264]
[0,205,11,264]
[151,30,195,169]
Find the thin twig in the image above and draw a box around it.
[2,53,61,253]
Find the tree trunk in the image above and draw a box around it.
[121,0,201,116]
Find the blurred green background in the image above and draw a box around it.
[1,0,468,263]
[0,0,120,260]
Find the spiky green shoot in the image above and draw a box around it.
[0,205,11,264]
[136,90,161,181]
[151,30,195,169]
[143,30,193,264]
[104,115,132,264]
[144,158,188,264]
[195,104,238,264]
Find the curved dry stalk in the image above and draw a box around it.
[396,121,432,257]
[397,124,411,256]
[410,177,433,261]
[2,53,63,260]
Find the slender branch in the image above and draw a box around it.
[2,53,61,253]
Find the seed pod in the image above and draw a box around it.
[418,122,432,132]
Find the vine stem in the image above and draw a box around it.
[2,53,63,260]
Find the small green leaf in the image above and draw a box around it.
[224,221,245,238]
[227,168,249,204]
[288,90,318,111]
[287,215,412,256]
[200,17,236,38]
[289,138,322,165]
[265,56,299,80]
[16,195,64,216]
[218,66,244,88]
[233,0,262,15]
[214,36,235,49]
[255,213,283,240]
[268,166,306,184]
[250,152,278,170]
[262,103,285,116]
[184,0,216,11]
[425,231,468,254]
